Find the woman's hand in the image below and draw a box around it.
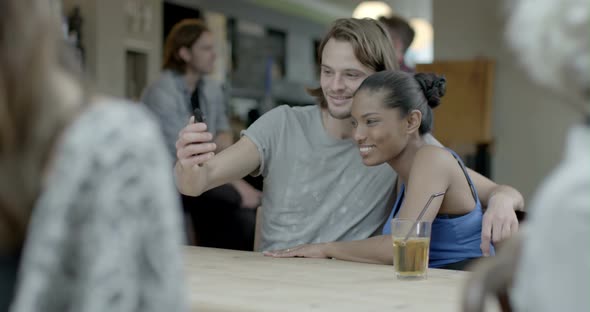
[263,243,330,259]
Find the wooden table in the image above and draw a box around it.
[185,247,471,312]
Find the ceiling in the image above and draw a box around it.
[248,0,431,25]
[311,0,433,20]
[317,0,366,13]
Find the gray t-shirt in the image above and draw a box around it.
[141,70,230,159]
[242,105,397,251]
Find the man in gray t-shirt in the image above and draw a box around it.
[175,18,523,253]
[242,105,395,250]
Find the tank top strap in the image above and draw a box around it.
[392,184,406,218]
[444,148,480,204]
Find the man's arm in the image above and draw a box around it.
[213,130,262,209]
[467,167,525,255]
[424,133,524,253]
[175,122,260,196]
[214,131,234,152]
[467,168,525,211]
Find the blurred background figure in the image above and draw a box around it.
[465,0,589,310]
[141,18,261,251]
[0,0,187,311]
[378,15,416,72]
[508,0,589,310]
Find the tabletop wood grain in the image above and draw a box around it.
[185,246,472,312]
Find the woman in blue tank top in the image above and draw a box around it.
[380,151,493,269]
[266,71,494,270]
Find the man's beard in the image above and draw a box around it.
[326,105,352,120]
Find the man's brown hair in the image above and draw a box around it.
[162,19,209,73]
[307,18,399,108]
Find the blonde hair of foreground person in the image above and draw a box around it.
[0,0,83,251]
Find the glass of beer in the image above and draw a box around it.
[391,218,431,280]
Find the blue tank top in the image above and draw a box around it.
[382,149,494,268]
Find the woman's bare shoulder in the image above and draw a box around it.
[414,145,456,168]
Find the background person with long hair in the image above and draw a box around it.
[142,19,261,250]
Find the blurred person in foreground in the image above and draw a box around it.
[378,15,415,73]
[466,0,589,310]
[507,0,589,310]
[0,0,187,311]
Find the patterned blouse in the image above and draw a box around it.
[9,99,188,312]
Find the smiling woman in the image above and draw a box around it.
[351,72,445,167]
[351,71,492,269]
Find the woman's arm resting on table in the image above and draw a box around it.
[264,235,394,265]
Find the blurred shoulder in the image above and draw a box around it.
[261,105,319,125]
[272,104,318,119]
[68,97,165,151]
[148,70,177,90]
[201,77,224,90]
[141,70,179,99]
[529,126,590,219]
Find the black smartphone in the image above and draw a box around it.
[193,107,206,123]
[192,108,207,167]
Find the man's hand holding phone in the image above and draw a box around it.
[174,109,216,196]
[192,107,206,123]
[176,108,215,167]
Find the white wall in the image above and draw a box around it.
[63,0,163,98]
[433,0,580,202]
[169,0,325,86]
[388,0,432,20]
[286,32,316,83]
[204,12,229,83]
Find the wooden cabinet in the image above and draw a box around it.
[416,59,495,176]
[416,59,495,146]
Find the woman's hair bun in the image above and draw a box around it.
[414,73,446,109]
